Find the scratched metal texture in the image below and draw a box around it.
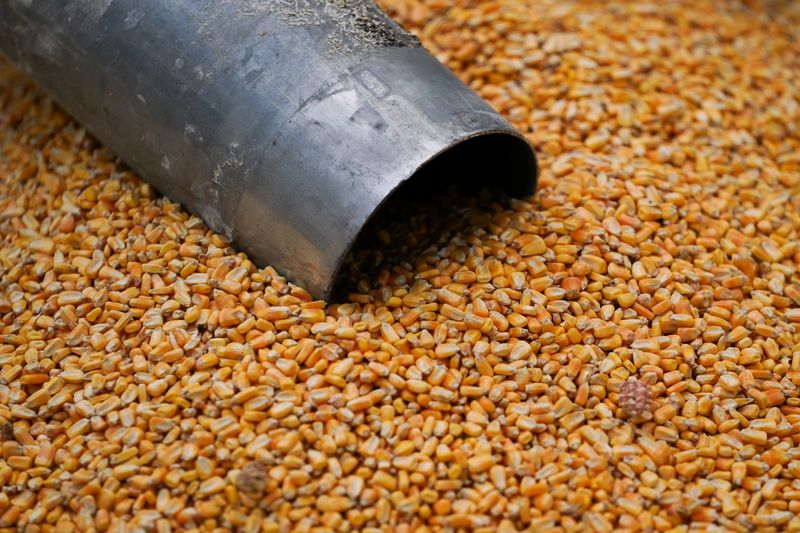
[0,0,536,296]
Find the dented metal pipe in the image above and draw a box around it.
[0,0,537,297]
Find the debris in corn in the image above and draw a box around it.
[2,0,800,531]
[619,379,653,419]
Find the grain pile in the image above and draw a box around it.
[2,0,800,531]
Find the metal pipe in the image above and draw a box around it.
[0,0,537,297]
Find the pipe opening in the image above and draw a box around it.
[330,131,537,299]
[409,131,537,200]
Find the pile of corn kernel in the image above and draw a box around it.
[2,0,800,531]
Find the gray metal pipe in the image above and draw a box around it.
[0,0,537,297]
